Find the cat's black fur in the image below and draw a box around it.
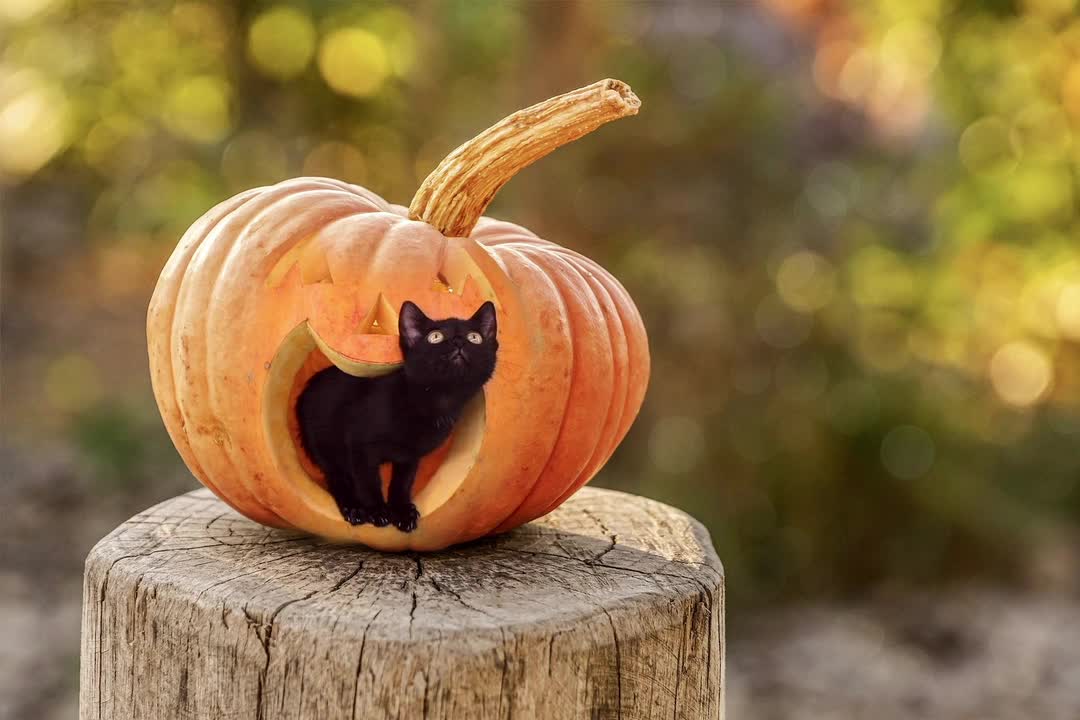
[296,301,497,532]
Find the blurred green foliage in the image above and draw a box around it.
[3,0,1079,608]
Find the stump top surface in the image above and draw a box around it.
[88,487,722,647]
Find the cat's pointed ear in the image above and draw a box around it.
[399,301,428,348]
[472,301,497,341]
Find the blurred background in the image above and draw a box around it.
[3,0,1080,717]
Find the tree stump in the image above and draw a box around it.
[80,487,724,719]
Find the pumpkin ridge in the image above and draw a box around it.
[525,245,616,497]
[483,244,577,533]
[577,265,650,466]
[167,195,258,474]
[321,177,394,210]
[477,236,643,495]
[492,240,648,514]
[545,253,625,505]
[274,177,392,211]
[197,204,266,513]
[491,239,649,450]
[542,253,634,514]
[490,244,604,532]
[153,188,269,521]
[172,184,317,518]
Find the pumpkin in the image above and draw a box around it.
[147,79,650,550]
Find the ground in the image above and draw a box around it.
[2,444,1078,719]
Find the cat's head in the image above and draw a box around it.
[398,301,498,386]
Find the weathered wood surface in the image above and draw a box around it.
[80,487,724,719]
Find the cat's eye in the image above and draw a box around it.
[466,331,483,344]
[426,330,445,344]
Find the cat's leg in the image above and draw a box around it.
[346,435,391,527]
[324,462,369,526]
[388,460,420,532]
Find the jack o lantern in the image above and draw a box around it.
[147,79,649,550]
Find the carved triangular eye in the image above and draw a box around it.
[359,293,398,336]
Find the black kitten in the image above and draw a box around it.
[296,301,498,532]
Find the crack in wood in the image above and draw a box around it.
[601,607,624,720]
[350,608,382,720]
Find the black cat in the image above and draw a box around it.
[296,301,498,532]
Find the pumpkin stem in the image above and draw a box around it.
[408,78,640,238]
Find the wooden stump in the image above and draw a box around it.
[80,487,724,719]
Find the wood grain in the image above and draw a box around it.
[80,487,724,719]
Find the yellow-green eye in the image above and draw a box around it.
[426,330,445,344]
[466,331,483,344]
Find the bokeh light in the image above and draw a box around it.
[248,6,317,80]
[318,28,390,98]
[990,341,1053,407]
[1061,61,1080,120]
[162,75,231,143]
[0,67,70,176]
[958,116,1017,176]
[1055,284,1080,340]
[0,0,60,24]
[776,250,836,313]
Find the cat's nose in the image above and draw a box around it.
[451,336,466,348]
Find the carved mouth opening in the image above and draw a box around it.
[262,321,485,528]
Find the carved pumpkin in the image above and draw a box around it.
[147,79,649,550]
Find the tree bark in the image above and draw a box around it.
[80,486,724,719]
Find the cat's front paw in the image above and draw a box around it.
[389,503,420,533]
[339,505,370,526]
[367,507,393,528]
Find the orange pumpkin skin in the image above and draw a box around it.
[147,177,649,550]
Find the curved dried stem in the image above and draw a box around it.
[409,78,640,238]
